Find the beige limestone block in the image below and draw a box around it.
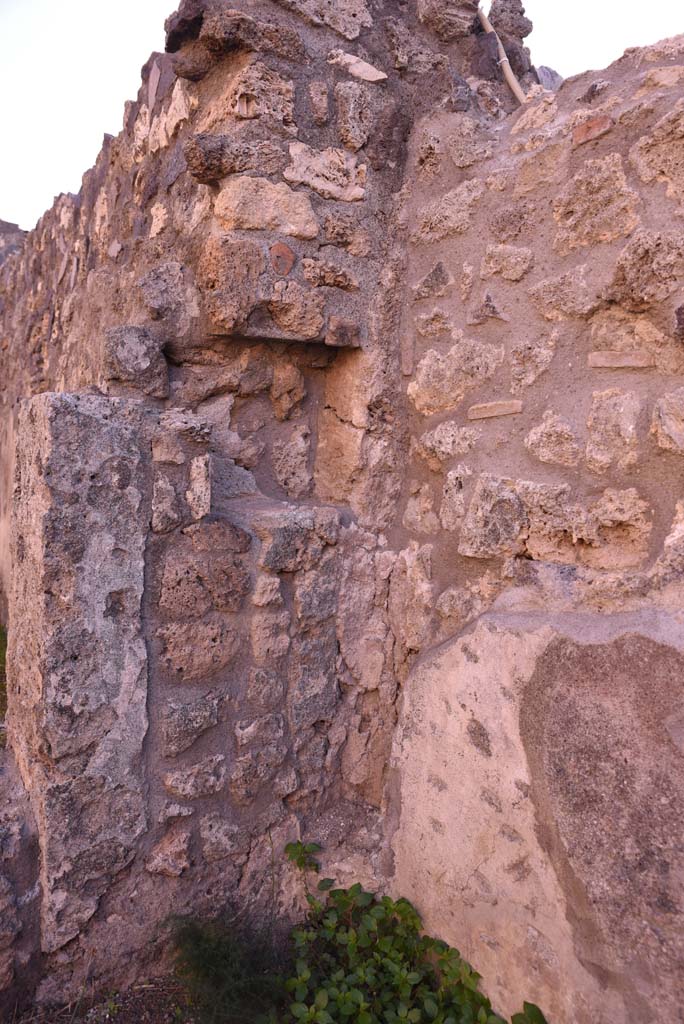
[608,230,684,312]
[284,141,366,201]
[510,332,557,393]
[525,411,581,467]
[145,831,191,877]
[480,244,533,282]
[586,389,641,473]
[214,177,319,239]
[530,265,601,321]
[408,333,504,416]
[412,421,478,471]
[163,755,227,799]
[315,408,364,501]
[412,180,485,242]
[630,99,684,210]
[553,153,640,256]
[651,387,684,452]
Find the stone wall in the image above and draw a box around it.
[0,2,683,1020]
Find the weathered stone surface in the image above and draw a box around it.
[440,467,471,530]
[417,0,478,40]
[146,830,191,877]
[200,815,245,863]
[103,325,168,398]
[403,483,439,535]
[530,265,602,321]
[392,622,684,1022]
[184,133,286,183]
[467,400,523,421]
[272,0,372,40]
[412,422,478,471]
[408,334,504,415]
[608,230,684,311]
[197,235,265,333]
[651,387,684,452]
[269,280,325,339]
[525,411,581,467]
[335,81,374,151]
[446,114,493,168]
[164,755,227,799]
[284,142,366,201]
[157,619,241,682]
[272,424,311,497]
[586,389,641,473]
[8,394,149,953]
[630,99,684,210]
[553,153,640,256]
[413,180,484,242]
[161,694,220,757]
[214,177,319,238]
[480,244,533,281]
[510,332,557,393]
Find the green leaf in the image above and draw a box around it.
[408,1010,422,1023]
[315,991,329,1010]
[318,878,335,891]
[291,1004,309,1019]
[305,843,323,854]
[423,999,438,1020]
[522,1005,548,1024]
[358,1013,373,1024]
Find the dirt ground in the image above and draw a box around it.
[13,979,198,1024]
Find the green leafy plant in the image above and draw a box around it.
[284,846,548,1024]
[171,917,285,1024]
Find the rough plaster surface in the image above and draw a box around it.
[0,1,683,1019]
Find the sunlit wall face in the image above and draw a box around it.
[1,0,682,229]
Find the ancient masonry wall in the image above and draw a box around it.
[0,2,683,1022]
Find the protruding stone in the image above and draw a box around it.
[163,756,227,799]
[214,177,319,239]
[284,142,366,201]
[413,422,479,471]
[328,50,388,82]
[272,0,372,41]
[161,696,220,758]
[413,180,484,242]
[417,0,478,40]
[145,831,191,877]
[525,411,581,467]
[408,334,504,416]
[480,245,533,282]
[103,325,168,398]
[467,400,523,421]
[572,114,614,147]
[553,153,640,256]
[651,388,684,452]
[586,389,641,473]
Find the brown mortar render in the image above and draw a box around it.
[0,0,683,1019]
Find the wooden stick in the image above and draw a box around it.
[477,6,527,105]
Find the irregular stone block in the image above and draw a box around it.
[530,265,601,321]
[480,245,533,282]
[408,334,504,416]
[552,153,640,256]
[467,400,523,421]
[162,694,219,757]
[630,99,684,210]
[157,618,241,682]
[284,142,366,201]
[214,177,319,238]
[335,81,374,151]
[412,422,478,472]
[200,815,244,863]
[103,325,168,398]
[607,230,684,311]
[510,332,557,394]
[8,394,150,953]
[412,180,484,242]
[417,0,478,40]
[164,755,227,799]
[145,830,191,877]
[586,389,641,473]
[269,280,325,339]
[440,467,471,531]
[308,80,329,125]
[152,474,183,534]
[651,387,684,452]
[326,316,361,348]
[272,424,311,497]
[272,0,372,40]
[413,262,453,300]
[184,134,286,183]
[197,235,266,334]
[403,483,439,535]
[225,63,295,132]
[525,411,581,467]
[572,113,614,147]
[458,475,527,558]
[185,454,211,520]
[328,50,387,82]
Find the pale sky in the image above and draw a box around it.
[0,0,681,231]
